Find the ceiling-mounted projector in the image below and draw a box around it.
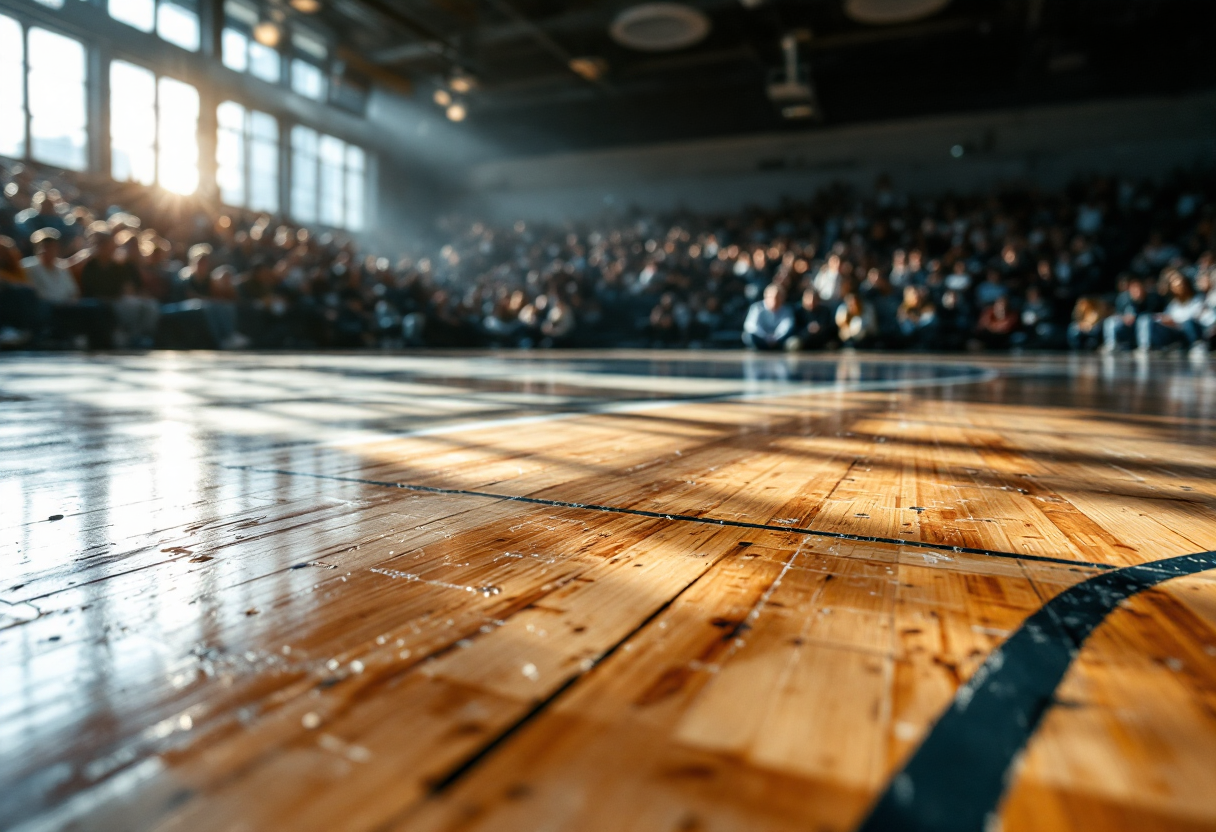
[767,33,818,119]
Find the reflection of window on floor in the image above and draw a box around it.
[108,0,200,51]
[217,101,280,212]
[291,125,365,231]
[110,60,200,194]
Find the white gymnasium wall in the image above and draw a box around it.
[459,91,1216,223]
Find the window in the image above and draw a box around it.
[109,0,199,50]
[222,1,280,83]
[109,61,199,194]
[28,28,88,170]
[291,126,364,231]
[110,61,156,185]
[290,31,327,102]
[0,14,23,159]
[217,101,279,212]
[291,59,325,101]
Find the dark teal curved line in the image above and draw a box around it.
[858,550,1216,832]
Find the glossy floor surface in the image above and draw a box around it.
[3,351,1215,832]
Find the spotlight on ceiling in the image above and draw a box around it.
[253,21,281,47]
[844,0,951,25]
[568,56,608,82]
[610,3,711,52]
[433,89,452,106]
[289,0,321,13]
[446,102,467,122]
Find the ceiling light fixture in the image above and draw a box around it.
[289,0,321,13]
[844,0,951,25]
[446,102,467,122]
[253,21,281,47]
[610,3,711,52]
[433,89,452,106]
[568,56,608,81]
[449,74,474,94]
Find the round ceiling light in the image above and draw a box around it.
[844,0,951,25]
[610,3,711,52]
[253,21,281,47]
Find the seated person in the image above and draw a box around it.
[0,235,39,345]
[976,298,1019,349]
[21,228,113,348]
[1102,277,1153,351]
[1067,297,1106,351]
[896,285,939,350]
[1012,286,1062,349]
[835,292,878,348]
[81,229,157,347]
[742,283,794,350]
[789,286,836,350]
[1136,269,1205,353]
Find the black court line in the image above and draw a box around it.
[858,549,1216,832]
[222,464,1114,571]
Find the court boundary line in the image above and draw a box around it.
[222,464,1116,571]
[857,549,1216,832]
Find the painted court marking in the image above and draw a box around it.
[858,550,1216,832]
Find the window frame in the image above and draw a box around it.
[108,58,200,194]
[0,16,90,172]
[107,0,201,52]
[217,100,281,213]
[290,125,365,232]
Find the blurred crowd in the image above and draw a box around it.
[2,161,1214,355]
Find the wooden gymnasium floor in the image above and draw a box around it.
[2,350,1216,832]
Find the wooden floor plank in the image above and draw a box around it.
[2,352,1215,832]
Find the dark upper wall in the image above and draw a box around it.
[452,90,1216,224]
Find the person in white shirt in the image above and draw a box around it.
[1136,270,1206,353]
[21,228,114,348]
[812,253,844,303]
[742,283,794,350]
[22,229,79,303]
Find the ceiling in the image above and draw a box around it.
[314,0,1216,156]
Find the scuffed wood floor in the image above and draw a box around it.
[2,352,1215,832]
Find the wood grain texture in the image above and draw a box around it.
[1,351,1214,832]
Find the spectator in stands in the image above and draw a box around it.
[976,297,1018,350]
[0,235,40,345]
[14,190,72,252]
[1102,277,1154,352]
[836,292,877,348]
[790,286,835,351]
[1136,270,1206,354]
[742,283,794,350]
[1067,298,1106,351]
[896,286,939,350]
[22,228,113,348]
[1013,286,1062,349]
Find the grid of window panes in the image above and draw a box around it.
[290,31,328,102]
[0,10,367,232]
[0,14,24,160]
[110,60,199,194]
[222,0,280,83]
[217,101,280,212]
[3,23,89,171]
[108,0,200,51]
[291,126,363,231]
